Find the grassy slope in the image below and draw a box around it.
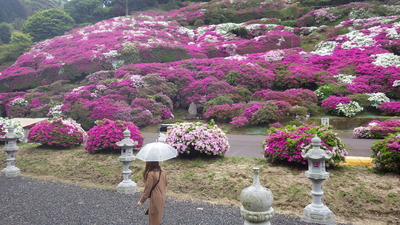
[1,143,399,225]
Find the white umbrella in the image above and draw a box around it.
[136,142,178,162]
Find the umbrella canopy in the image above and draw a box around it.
[136,142,178,162]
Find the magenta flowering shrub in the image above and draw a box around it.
[203,103,248,122]
[180,76,236,107]
[165,121,229,157]
[85,119,143,153]
[228,101,292,127]
[380,102,400,115]
[61,74,175,128]
[353,119,400,139]
[0,124,5,136]
[251,88,318,106]
[321,96,351,111]
[371,133,400,173]
[28,118,87,148]
[263,125,348,165]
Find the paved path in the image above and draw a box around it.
[143,133,378,158]
[0,176,349,225]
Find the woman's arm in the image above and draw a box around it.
[137,171,155,205]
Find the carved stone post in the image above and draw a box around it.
[116,129,137,194]
[2,123,20,177]
[240,168,274,225]
[301,134,335,225]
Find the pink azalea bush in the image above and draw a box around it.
[0,124,5,136]
[353,119,400,139]
[321,96,351,111]
[380,102,400,115]
[165,121,229,157]
[28,118,87,148]
[251,88,318,106]
[371,133,400,173]
[85,119,143,153]
[263,125,348,165]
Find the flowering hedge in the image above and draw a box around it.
[371,133,400,173]
[165,121,229,157]
[0,117,25,141]
[85,119,143,153]
[353,119,400,139]
[380,102,400,115]
[0,124,5,136]
[263,125,348,165]
[28,118,87,148]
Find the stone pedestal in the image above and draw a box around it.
[116,160,136,194]
[240,168,274,225]
[116,129,138,194]
[2,124,20,177]
[301,135,335,225]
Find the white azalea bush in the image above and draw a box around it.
[165,121,230,157]
[336,101,364,117]
[366,93,390,108]
[0,117,25,141]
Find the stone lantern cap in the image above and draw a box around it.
[4,125,18,140]
[302,135,332,160]
[116,129,138,148]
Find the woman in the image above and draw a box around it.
[136,161,168,225]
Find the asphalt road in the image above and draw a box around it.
[142,133,377,158]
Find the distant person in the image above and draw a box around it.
[136,161,168,225]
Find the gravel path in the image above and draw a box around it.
[0,176,349,225]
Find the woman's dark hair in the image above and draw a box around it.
[143,161,161,181]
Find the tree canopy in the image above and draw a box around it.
[0,0,26,23]
[0,23,13,44]
[22,8,75,42]
[64,0,111,24]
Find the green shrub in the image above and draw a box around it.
[0,43,31,67]
[289,106,308,117]
[348,94,370,108]
[194,19,205,27]
[281,20,298,27]
[251,101,292,125]
[10,31,32,44]
[315,83,351,100]
[203,95,234,113]
[304,103,321,116]
[0,22,13,44]
[204,7,235,24]
[371,133,400,173]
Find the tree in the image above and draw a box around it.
[0,0,26,23]
[10,31,32,44]
[22,9,75,42]
[64,0,111,24]
[0,23,13,44]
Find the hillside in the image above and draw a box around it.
[0,0,399,130]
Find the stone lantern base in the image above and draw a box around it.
[240,206,274,225]
[303,204,335,225]
[117,180,136,194]
[1,166,20,177]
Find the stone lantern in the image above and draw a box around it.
[301,134,335,225]
[116,129,138,194]
[2,123,20,177]
[240,168,274,225]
